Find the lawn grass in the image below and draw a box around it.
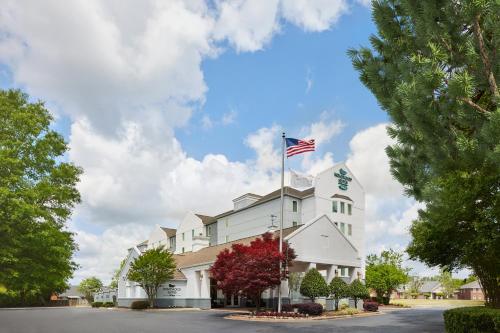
[390,298,484,308]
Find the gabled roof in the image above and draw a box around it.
[137,239,148,246]
[195,214,217,225]
[59,285,84,298]
[419,281,441,293]
[214,187,314,219]
[460,280,481,289]
[160,227,177,238]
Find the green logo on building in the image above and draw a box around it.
[334,168,352,191]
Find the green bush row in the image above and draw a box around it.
[91,302,115,308]
[443,307,500,333]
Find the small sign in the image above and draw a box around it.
[162,284,181,297]
[334,168,352,191]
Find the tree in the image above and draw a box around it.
[127,246,176,308]
[329,277,349,311]
[0,89,82,306]
[408,277,423,298]
[365,250,408,304]
[109,258,126,290]
[438,270,463,299]
[299,268,329,302]
[210,232,296,309]
[78,277,103,303]
[349,0,499,308]
[348,279,369,308]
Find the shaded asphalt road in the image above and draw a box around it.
[0,307,445,333]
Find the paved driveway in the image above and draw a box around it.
[0,307,445,333]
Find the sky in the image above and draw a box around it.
[0,0,468,284]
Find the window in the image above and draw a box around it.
[340,222,345,234]
[292,200,298,212]
[182,247,185,253]
[169,237,175,249]
[182,233,185,241]
[293,221,298,227]
[225,235,229,242]
[343,267,349,277]
[332,201,338,213]
[205,225,211,237]
[340,202,345,214]
[192,229,195,238]
[348,224,352,236]
[348,203,352,215]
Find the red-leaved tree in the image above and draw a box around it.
[210,232,296,309]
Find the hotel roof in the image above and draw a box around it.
[171,226,299,280]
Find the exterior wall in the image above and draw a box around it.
[175,212,205,254]
[147,225,169,249]
[314,163,365,276]
[206,223,217,246]
[286,215,361,268]
[458,288,485,300]
[216,196,302,244]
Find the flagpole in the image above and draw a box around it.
[278,132,285,313]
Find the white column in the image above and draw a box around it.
[280,280,289,299]
[200,270,210,298]
[350,267,360,282]
[307,262,316,271]
[326,265,338,283]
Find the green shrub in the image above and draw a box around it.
[130,300,149,310]
[338,307,359,315]
[102,302,114,307]
[443,307,500,333]
[299,269,329,302]
[91,302,103,308]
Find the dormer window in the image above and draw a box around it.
[332,201,338,213]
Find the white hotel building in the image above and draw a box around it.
[117,163,365,309]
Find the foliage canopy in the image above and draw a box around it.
[0,89,82,306]
[349,0,499,307]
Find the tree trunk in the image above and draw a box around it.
[334,298,339,311]
[354,297,358,309]
[474,265,500,308]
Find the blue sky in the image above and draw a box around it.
[180,7,386,163]
[1,1,465,282]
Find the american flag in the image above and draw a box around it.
[285,138,315,157]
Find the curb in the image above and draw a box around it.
[225,311,383,322]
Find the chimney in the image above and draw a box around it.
[192,235,210,252]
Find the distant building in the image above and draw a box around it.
[418,281,443,299]
[457,280,484,301]
[52,285,88,306]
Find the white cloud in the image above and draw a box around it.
[214,0,281,52]
[201,114,214,129]
[72,223,150,284]
[347,123,404,198]
[281,0,349,32]
[221,109,237,125]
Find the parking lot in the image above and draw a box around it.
[0,307,446,333]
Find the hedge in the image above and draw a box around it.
[102,302,114,307]
[296,303,323,316]
[130,300,149,310]
[91,302,103,308]
[363,300,379,312]
[443,307,500,333]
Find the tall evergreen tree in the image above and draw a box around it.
[349,0,499,308]
[0,89,82,306]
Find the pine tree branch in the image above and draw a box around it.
[459,97,489,115]
[473,14,499,100]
